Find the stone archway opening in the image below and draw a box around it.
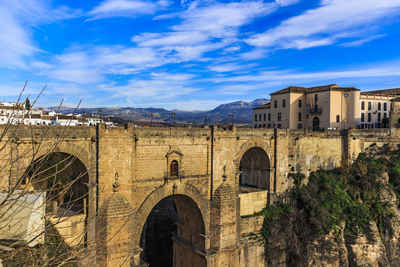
[140,195,206,267]
[239,147,270,192]
[24,152,89,217]
[313,116,320,130]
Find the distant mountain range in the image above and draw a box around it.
[47,99,269,125]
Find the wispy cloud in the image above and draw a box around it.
[341,34,386,47]
[132,1,277,62]
[247,0,400,49]
[0,0,80,68]
[87,0,169,20]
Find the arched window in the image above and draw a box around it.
[170,160,179,177]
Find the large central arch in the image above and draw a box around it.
[134,183,209,267]
[140,195,206,267]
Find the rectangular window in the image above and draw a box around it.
[297,124,302,129]
[384,102,387,111]
[259,114,261,121]
[254,114,257,121]
[368,113,371,122]
[315,94,318,102]
[298,112,302,121]
[274,100,277,108]
[336,115,340,123]
[361,113,365,122]
[368,102,371,110]
[378,112,381,121]
[277,124,281,129]
[361,101,365,110]
[384,113,387,119]
[268,113,271,121]
[298,100,302,108]
[282,99,286,108]
[278,112,281,121]
[378,102,381,110]
[263,113,266,121]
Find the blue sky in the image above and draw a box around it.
[1,0,400,110]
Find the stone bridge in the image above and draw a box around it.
[3,124,400,266]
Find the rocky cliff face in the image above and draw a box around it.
[263,187,400,267]
[261,145,400,267]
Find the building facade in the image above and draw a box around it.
[254,84,360,130]
[254,85,400,130]
[252,103,270,128]
[358,88,400,129]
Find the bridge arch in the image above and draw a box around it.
[235,139,273,191]
[24,151,89,217]
[134,182,209,267]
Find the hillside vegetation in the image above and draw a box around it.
[261,144,400,266]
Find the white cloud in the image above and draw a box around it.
[341,34,385,47]
[0,0,81,68]
[132,1,277,62]
[275,0,301,7]
[87,0,167,20]
[214,63,400,85]
[101,78,198,100]
[39,46,159,84]
[247,0,400,49]
[137,99,237,110]
[209,62,258,73]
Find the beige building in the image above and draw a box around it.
[258,84,360,130]
[359,88,400,129]
[252,103,270,128]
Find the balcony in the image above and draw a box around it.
[308,107,323,115]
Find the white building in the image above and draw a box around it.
[0,101,113,127]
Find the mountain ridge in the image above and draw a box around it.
[46,99,269,125]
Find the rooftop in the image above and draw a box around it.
[270,84,359,95]
[252,102,271,110]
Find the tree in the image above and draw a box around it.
[0,82,95,266]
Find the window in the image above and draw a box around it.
[298,112,302,121]
[297,124,302,129]
[384,113,387,119]
[361,113,365,122]
[368,102,371,110]
[274,100,278,108]
[336,115,340,123]
[263,113,266,121]
[282,99,286,108]
[254,114,257,121]
[315,94,318,102]
[361,101,365,110]
[384,103,387,111]
[277,124,281,129]
[378,112,381,121]
[259,114,261,121]
[368,113,371,122]
[170,160,179,177]
[378,102,381,110]
[278,112,281,121]
[298,100,302,108]
[268,113,271,121]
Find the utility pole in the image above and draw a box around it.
[150,113,154,127]
[172,112,176,127]
[229,113,234,127]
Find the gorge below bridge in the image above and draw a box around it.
[3,124,400,267]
